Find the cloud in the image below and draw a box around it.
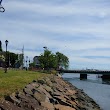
[1,0,110,69]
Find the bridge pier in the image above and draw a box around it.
[80,74,87,80]
[102,75,110,79]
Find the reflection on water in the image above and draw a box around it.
[102,79,110,85]
[62,73,110,110]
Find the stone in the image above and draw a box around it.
[23,87,33,95]
[37,79,45,85]
[17,93,42,110]
[34,92,47,102]
[53,96,72,107]
[41,102,54,110]
[53,91,63,96]
[44,85,53,93]
[54,104,76,110]
[0,100,23,110]
[68,89,76,95]
[0,75,101,110]
[5,93,21,105]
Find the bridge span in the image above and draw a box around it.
[59,69,110,74]
[58,69,110,80]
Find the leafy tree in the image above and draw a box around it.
[38,50,69,70]
[39,50,57,70]
[6,52,18,67]
[29,62,36,68]
[56,52,69,69]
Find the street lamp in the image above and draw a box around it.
[25,56,28,71]
[43,46,47,50]
[0,0,5,12]
[26,60,27,71]
[5,40,8,73]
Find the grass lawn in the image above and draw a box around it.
[0,69,48,100]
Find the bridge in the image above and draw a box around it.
[58,69,110,80]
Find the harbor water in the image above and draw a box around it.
[62,73,110,110]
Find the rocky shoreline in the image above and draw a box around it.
[0,74,101,110]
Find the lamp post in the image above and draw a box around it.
[43,46,47,50]
[25,56,28,71]
[28,59,30,70]
[5,40,8,73]
[26,60,27,71]
[0,0,5,12]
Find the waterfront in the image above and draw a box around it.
[62,73,110,110]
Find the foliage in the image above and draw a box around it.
[6,52,18,67]
[39,50,57,70]
[29,62,36,67]
[0,54,5,61]
[39,50,69,70]
[56,52,69,69]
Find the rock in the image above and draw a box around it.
[5,93,21,105]
[54,104,76,110]
[44,85,53,93]
[23,87,33,95]
[34,91,47,102]
[68,89,77,95]
[0,75,101,110]
[17,92,42,110]
[37,79,45,85]
[41,102,54,110]
[0,100,23,110]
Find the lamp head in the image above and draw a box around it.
[5,40,8,46]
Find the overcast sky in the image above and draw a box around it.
[0,0,110,70]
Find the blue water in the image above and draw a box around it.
[62,73,110,110]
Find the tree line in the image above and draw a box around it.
[0,40,69,70]
[0,41,23,68]
[38,49,69,70]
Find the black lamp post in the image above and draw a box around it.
[25,56,28,71]
[26,60,27,71]
[28,59,30,70]
[5,40,8,73]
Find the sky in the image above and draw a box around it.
[0,0,110,70]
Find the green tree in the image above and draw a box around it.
[56,52,69,69]
[38,50,69,70]
[39,50,57,70]
[6,52,18,67]
[29,62,36,68]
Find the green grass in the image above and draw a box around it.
[0,69,48,100]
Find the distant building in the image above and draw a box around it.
[33,56,40,68]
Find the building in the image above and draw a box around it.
[33,56,40,68]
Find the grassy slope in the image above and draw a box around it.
[0,69,48,100]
